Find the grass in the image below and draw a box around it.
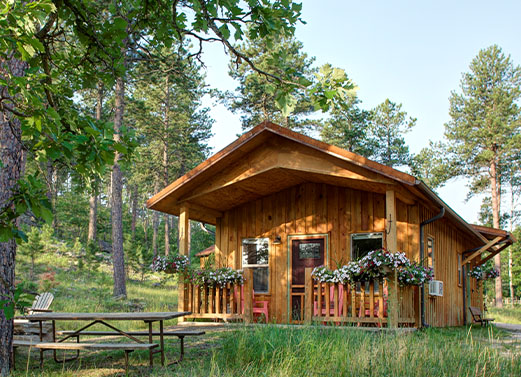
[12,325,521,376]
[12,251,521,376]
[488,306,521,324]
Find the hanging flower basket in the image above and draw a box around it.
[468,264,499,281]
[150,255,190,274]
[185,267,244,287]
[311,249,430,287]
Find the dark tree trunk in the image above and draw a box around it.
[0,57,27,376]
[111,71,127,298]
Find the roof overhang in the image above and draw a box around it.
[461,225,516,266]
[146,121,501,246]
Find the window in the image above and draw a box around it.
[298,242,322,259]
[242,238,269,293]
[351,232,383,260]
[427,237,435,276]
[457,253,462,287]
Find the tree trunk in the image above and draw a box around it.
[111,71,127,298]
[509,185,514,306]
[87,188,97,243]
[490,157,502,307]
[130,184,138,241]
[152,179,160,257]
[164,215,170,256]
[0,57,27,376]
[152,211,159,258]
[163,75,170,256]
[88,81,103,244]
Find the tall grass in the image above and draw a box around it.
[488,307,521,324]
[184,326,519,377]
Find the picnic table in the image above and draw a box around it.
[21,311,192,369]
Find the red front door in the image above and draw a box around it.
[291,238,325,322]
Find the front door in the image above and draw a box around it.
[291,238,325,322]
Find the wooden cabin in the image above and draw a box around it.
[147,122,514,327]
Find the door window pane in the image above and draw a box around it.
[299,242,321,259]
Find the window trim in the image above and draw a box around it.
[242,237,269,294]
[426,236,435,277]
[457,253,462,287]
[350,232,384,261]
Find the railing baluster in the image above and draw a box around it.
[334,284,339,318]
[369,282,374,318]
[325,283,330,318]
[317,281,322,317]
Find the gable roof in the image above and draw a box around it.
[147,121,488,243]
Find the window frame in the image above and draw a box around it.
[242,237,269,294]
[350,232,384,261]
[427,236,435,277]
[457,253,462,287]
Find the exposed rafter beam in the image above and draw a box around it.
[475,243,512,267]
[462,236,502,265]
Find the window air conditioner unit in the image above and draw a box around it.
[429,280,443,297]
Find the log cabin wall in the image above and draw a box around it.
[419,205,483,327]
[214,181,421,324]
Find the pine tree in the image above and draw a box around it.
[445,45,521,308]
[319,97,373,156]
[18,228,44,280]
[368,99,416,167]
[224,34,316,131]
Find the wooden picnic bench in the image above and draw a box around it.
[13,340,157,372]
[57,329,205,362]
[469,306,494,326]
[15,311,192,371]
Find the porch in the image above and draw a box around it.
[179,268,419,327]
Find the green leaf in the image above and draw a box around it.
[40,205,53,224]
[113,17,128,30]
[219,24,230,40]
[0,226,12,242]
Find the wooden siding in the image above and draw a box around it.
[215,182,423,324]
[214,182,482,326]
[420,205,483,327]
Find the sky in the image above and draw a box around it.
[197,0,521,225]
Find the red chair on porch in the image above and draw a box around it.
[314,285,344,316]
[237,286,269,323]
[358,284,388,327]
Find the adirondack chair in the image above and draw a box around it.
[358,285,388,327]
[14,292,54,342]
[237,286,269,323]
[314,285,344,316]
[25,292,54,314]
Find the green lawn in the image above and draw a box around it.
[12,253,521,376]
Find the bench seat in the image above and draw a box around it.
[13,340,157,371]
[13,340,157,351]
[57,330,205,337]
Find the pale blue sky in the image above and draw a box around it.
[198,0,521,226]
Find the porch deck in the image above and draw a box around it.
[179,268,419,327]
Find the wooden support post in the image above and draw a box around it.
[243,268,253,323]
[386,189,399,328]
[178,205,190,322]
[304,268,313,324]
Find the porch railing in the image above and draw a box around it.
[182,268,254,322]
[304,267,419,326]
